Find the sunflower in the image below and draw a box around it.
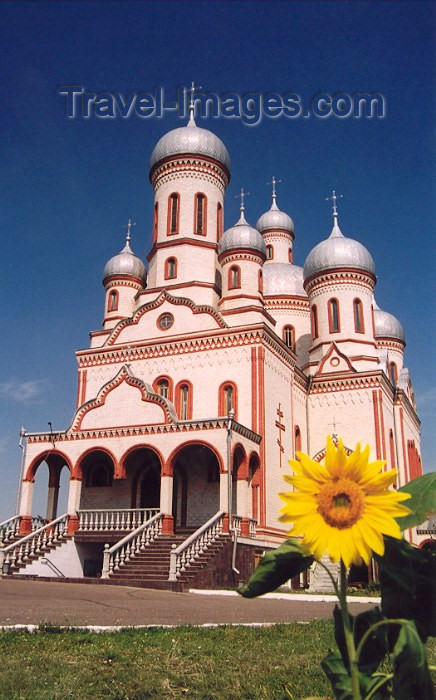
[279,436,411,567]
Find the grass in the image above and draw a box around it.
[0,623,434,699]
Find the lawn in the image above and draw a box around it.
[0,623,434,699]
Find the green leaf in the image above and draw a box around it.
[321,650,390,700]
[334,606,388,676]
[397,472,436,530]
[321,649,354,700]
[375,537,436,642]
[237,538,313,598]
[391,620,433,700]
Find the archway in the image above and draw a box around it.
[24,451,71,522]
[232,444,247,517]
[78,449,115,510]
[171,443,221,531]
[123,447,162,510]
[248,452,261,522]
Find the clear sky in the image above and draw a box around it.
[0,1,434,519]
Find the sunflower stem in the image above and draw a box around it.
[339,561,361,700]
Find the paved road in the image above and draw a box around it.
[0,579,374,627]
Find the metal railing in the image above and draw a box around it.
[0,514,68,572]
[101,512,164,578]
[168,511,226,582]
[77,508,159,532]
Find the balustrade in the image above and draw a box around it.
[168,511,225,581]
[101,512,163,578]
[77,508,159,532]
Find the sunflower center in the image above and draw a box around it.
[317,479,364,529]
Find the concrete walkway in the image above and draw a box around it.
[0,579,376,627]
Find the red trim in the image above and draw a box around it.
[218,248,265,264]
[217,202,223,241]
[353,297,365,333]
[304,266,377,289]
[311,304,318,339]
[24,450,73,483]
[233,443,248,480]
[148,238,218,263]
[166,192,180,236]
[194,192,208,236]
[218,381,238,421]
[228,265,241,290]
[266,244,274,260]
[153,202,159,244]
[328,297,341,333]
[150,152,230,182]
[153,375,174,402]
[251,347,257,433]
[257,347,266,527]
[175,379,193,420]
[219,293,262,304]
[372,390,381,459]
[164,256,178,280]
[378,392,386,460]
[399,408,409,482]
[167,440,225,476]
[107,289,119,312]
[76,371,82,409]
[80,369,87,406]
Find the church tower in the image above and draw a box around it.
[147,92,230,307]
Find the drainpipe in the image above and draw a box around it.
[226,409,239,576]
[15,428,26,517]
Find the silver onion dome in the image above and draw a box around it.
[103,237,147,285]
[303,220,375,281]
[263,263,306,296]
[150,117,230,171]
[219,211,266,257]
[256,199,294,234]
[373,301,405,342]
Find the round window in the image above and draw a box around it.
[158,313,174,330]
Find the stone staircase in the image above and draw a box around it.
[108,531,230,590]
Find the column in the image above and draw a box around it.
[66,478,82,535]
[160,475,174,534]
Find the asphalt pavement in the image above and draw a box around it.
[0,579,375,627]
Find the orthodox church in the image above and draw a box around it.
[0,103,423,586]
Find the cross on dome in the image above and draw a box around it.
[326,190,343,220]
[267,176,282,210]
[187,81,202,126]
[124,219,136,244]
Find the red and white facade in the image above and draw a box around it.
[11,116,423,578]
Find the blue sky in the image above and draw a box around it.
[0,1,434,519]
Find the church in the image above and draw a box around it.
[0,102,423,588]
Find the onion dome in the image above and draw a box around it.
[256,190,294,234]
[303,216,375,282]
[373,300,405,342]
[103,230,147,285]
[263,263,306,296]
[219,191,266,257]
[150,111,230,172]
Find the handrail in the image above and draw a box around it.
[41,557,65,577]
[101,512,163,578]
[168,510,225,582]
[0,515,20,544]
[0,514,68,571]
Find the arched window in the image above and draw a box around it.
[164,257,177,280]
[258,269,263,294]
[353,298,364,332]
[283,325,295,351]
[288,247,293,263]
[107,290,118,312]
[389,361,398,386]
[229,265,241,290]
[153,202,159,244]
[167,193,180,235]
[194,193,207,235]
[328,298,340,333]
[153,376,173,401]
[295,425,302,455]
[176,381,192,420]
[216,202,223,241]
[311,304,319,339]
[219,381,238,419]
[266,244,274,260]
[389,429,396,470]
